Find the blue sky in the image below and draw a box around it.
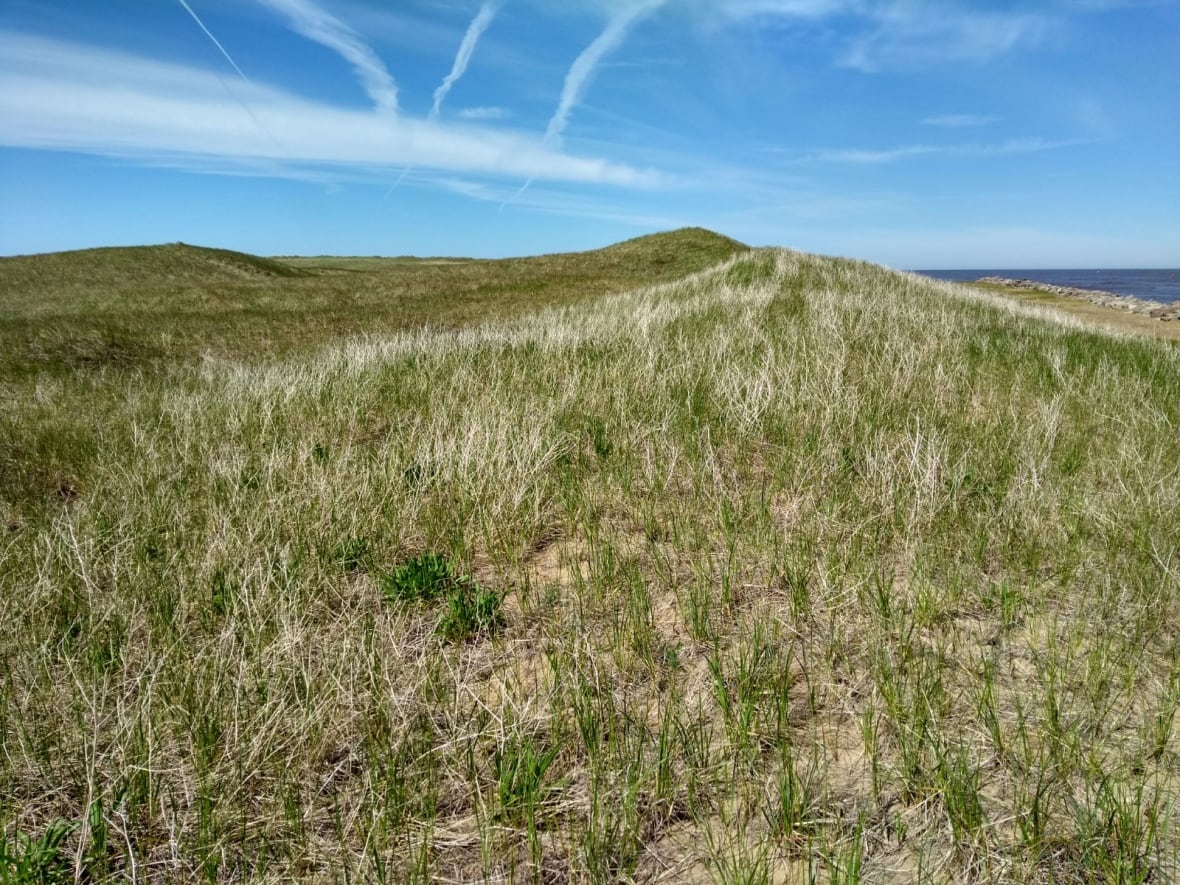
[0,0,1177,267]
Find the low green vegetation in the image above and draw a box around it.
[0,228,744,378]
[381,553,505,641]
[0,817,77,884]
[2,230,1178,881]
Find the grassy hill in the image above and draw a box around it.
[0,241,310,288]
[2,235,1179,882]
[0,228,746,377]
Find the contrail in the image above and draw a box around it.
[499,175,534,211]
[176,0,252,83]
[383,166,413,199]
[400,3,499,199]
[430,2,499,121]
[258,0,399,114]
[502,0,662,211]
[543,0,664,148]
[174,0,286,151]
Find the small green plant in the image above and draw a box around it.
[707,833,771,885]
[935,746,985,847]
[208,567,236,620]
[1068,777,1161,883]
[0,819,78,885]
[977,655,1004,757]
[981,580,1023,628]
[579,777,643,882]
[380,552,454,603]
[765,746,814,849]
[437,580,504,642]
[683,576,714,644]
[380,553,504,642]
[828,816,866,885]
[586,417,612,460]
[81,799,110,881]
[492,735,560,826]
[1146,667,1179,761]
[238,465,262,490]
[330,536,372,573]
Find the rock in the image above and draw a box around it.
[975,277,1176,321]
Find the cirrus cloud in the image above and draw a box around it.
[0,32,664,189]
[256,0,400,114]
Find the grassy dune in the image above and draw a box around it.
[2,233,1179,882]
[0,229,744,378]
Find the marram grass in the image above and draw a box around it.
[2,238,1179,882]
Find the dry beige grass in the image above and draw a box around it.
[2,239,1179,882]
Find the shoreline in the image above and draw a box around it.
[976,276,1180,322]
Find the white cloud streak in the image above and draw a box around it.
[840,5,1052,71]
[458,106,512,120]
[175,0,251,84]
[256,0,399,114]
[718,0,856,19]
[921,114,997,128]
[717,1,1052,70]
[544,0,665,148]
[429,174,686,229]
[0,32,662,189]
[430,3,499,121]
[807,136,1089,164]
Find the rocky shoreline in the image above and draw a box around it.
[977,276,1180,322]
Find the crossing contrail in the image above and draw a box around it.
[502,0,663,211]
[174,0,285,151]
[176,0,253,84]
[383,165,413,199]
[544,0,664,149]
[431,2,499,121]
[393,3,500,199]
[499,175,534,211]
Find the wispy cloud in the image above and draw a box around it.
[544,0,666,148]
[256,0,399,114]
[458,106,512,121]
[718,1,1053,70]
[430,2,499,121]
[806,136,1088,164]
[921,114,997,128]
[812,144,940,164]
[714,0,855,20]
[0,32,662,188]
[840,6,1053,72]
[430,174,686,229]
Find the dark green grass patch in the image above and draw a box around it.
[381,553,505,641]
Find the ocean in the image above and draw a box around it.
[914,269,1180,305]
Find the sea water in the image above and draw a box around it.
[914,269,1180,305]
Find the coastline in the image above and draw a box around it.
[963,276,1180,342]
[976,276,1180,322]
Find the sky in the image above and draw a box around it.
[0,0,1177,268]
